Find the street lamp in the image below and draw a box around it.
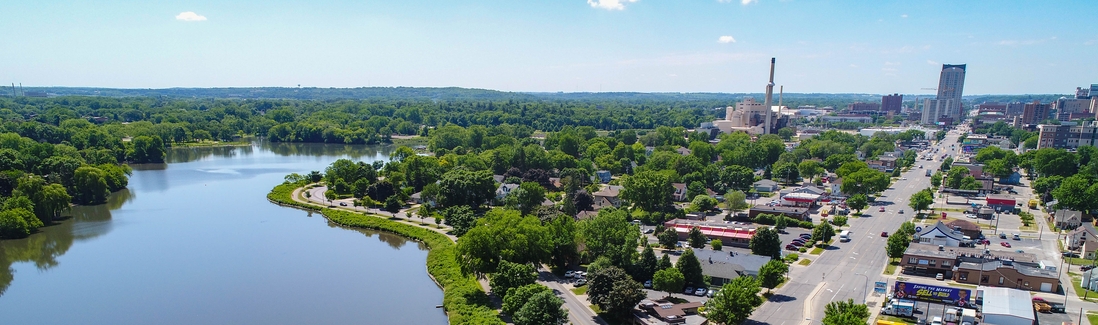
[854,273,869,304]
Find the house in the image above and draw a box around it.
[914,221,967,247]
[828,178,843,197]
[672,183,688,202]
[753,179,780,193]
[955,260,1060,292]
[492,174,506,183]
[495,183,519,200]
[576,210,599,220]
[1053,209,1083,229]
[1083,269,1098,291]
[1084,240,1098,260]
[638,300,703,324]
[1065,226,1098,249]
[592,185,624,208]
[595,170,612,184]
[692,249,771,284]
[748,206,810,220]
[945,219,982,239]
[676,147,692,156]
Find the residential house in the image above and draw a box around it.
[492,174,506,184]
[946,219,983,240]
[1083,269,1098,291]
[576,210,599,220]
[672,183,688,202]
[915,221,967,247]
[676,147,692,156]
[638,300,703,324]
[692,249,771,284]
[753,179,780,193]
[1084,240,1098,260]
[495,183,519,200]
[1065,226,1098,250]
[828,178,843,197]
[1053,209,1083,229]
[591,185,624,209]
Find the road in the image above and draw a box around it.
[747,131,960,325]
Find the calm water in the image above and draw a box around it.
[0,142,448,325]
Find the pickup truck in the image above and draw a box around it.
[1049,302,1066,313]
[1034,301,1052,313]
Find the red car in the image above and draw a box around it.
[785,244,798,250]
[879,207,885,212]
[881,231,889,237]
[1001,242,1012,248]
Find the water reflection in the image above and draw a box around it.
[0,189,132,296]
[259,141,393,159]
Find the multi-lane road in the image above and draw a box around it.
[747,131,962,325]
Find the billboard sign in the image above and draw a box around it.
[892,281,972,307]
[874,281,888,294]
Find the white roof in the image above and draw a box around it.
[978,287,1034,321]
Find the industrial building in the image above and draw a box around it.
[976,287,1035,325]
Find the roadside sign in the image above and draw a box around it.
[915,226,922,232]
[874,282,887,294]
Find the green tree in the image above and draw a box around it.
[652,268,685,298]
[831,216,848,228]
[548,215,578,270]
[456,209,551,275]
[720,165,756,191]
[587,266,646,320]
[898,221,916,237]
[940,156,954,171]
[441,205,477,236]
[812,222,836,244]
[798,160,823,181]
[438,167,496,209]
[724,190,750,216]
[689,195,719,213]
[909,188,934,214]
[490,260,537,299]
[635,245,659,281]
[676,248,705,286]
[384,195,402,213]
[773,162,801,184]
[577,209,641,268]
[72,166,110,204]
[658,229,679,249]
[688,227,708,248]
[886,232,909,261]
[621,171,673,212]
[508,182,547,215]
[513,291,567,325]
[846,194,868,213]
[758,259,789,293]
[1052,174,1098,212]
[930,171,943,188]
[658,253,673,270]
[502,284,552,315]
[749,226,782,259]
[0,207,33,238]
[711,239,723,251]
[704,275,763,325]
[822,299,870,325]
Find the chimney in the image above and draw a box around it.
[763,58,775,134]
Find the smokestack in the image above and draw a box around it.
[763,58,775,134]
[779,85,784,108]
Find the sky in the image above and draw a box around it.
[2,0,1097,94]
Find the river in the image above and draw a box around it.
[0,142,449,325]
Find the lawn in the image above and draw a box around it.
[798,259,812,266]
[1088,313,1098,325]
[810,247,825,255]
[1069,275,1098,302]
[1064,256,1097,266]
[571,286,588,296]
[1019,224,1038,232]
[884,261,899,275]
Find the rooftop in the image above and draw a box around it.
[977,287,1035,321]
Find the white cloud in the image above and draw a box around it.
[882,67,898,72]
[927,60,940,66]
[741,0,757,4]
[884,61,900,66]
[718,36,736,43]
[175,11,207,21]
[901,14,908,18]
[586,0,637,10]
[849,64,859,68]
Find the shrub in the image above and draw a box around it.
[783,253,799,263]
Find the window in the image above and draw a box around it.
[959,272,968,281]
[1024,281,1030,287]
[981,275,989,284]
[909,257,918,264]
[929,260,936,267]
[942,261,951,266]
[999,277,1004,285]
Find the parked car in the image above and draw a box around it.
[791,238,806,243]
[695,288,707,296]
[684,287,694,294]
[785,244,798,250]
[564,270,575,278]
[935,273,944,280]
[575,279,587,286]
[790,241,804,247]
[1063,252,1080,258]
[1082,265,1096,271]
[707,289,718,298]
[799,233,812,239]
[1001,242,1012,248]
[575,271,586,278]
[644,280,652,288]
[881,231,889,237]
[1016,249,1025,253]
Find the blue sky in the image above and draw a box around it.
[2,0,1096,94]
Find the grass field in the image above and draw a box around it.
[571,286,588,296]
[810,247,825,255]
[799,259,812,266]
[884,261,899,275]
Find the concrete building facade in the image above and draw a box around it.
[881,93,903,113]
[1021,101,1052,125]
[1036,121,1098,149]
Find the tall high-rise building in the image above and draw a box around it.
[921,98,955,125]
[935,64,966,122]
[881,94,902,113]
[1021,101,1051,125]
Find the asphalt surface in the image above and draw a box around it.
[747,131,962,325]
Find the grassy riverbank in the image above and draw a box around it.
[268,182,502,325]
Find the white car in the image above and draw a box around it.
[564,271,574,278]
[931,317,943,325]
[900,177,907,180]
[694,288,707,296]
[575,279,587,286]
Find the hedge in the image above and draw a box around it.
[268,182,502,325]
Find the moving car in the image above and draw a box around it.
[899,209,904,214]
[339,202,347,206]
[999,233,1007,239]
[1013,233,1020,240]
[879,207,886,212]
[881,231,889,237]
[936,273,944,280]
[1001,242,1012,248]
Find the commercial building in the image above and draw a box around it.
[747,206,809,220]
[820,114,873,124]
[921,98,956,125]
[848,102,882,114]
[1021,101,1052,125]
[933,64,966,123]
[954,260,1060,292]
[1055,97,1093,121]
[976,287,1035,325]
[1036,121,1098,149]
[914,221,968,247]
[664,219,758,248]
[881,94,902,113]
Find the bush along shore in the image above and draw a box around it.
[267,182,503,325]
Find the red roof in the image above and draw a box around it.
[670,224,755,240]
